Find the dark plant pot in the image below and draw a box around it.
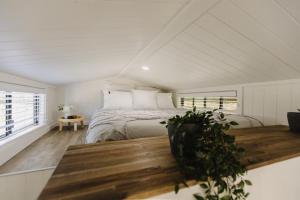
[287,112,300,133]
[167,123,202,158]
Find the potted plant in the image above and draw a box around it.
[58,104,73,119]
[287,109,300,133]
[161,107,252,200]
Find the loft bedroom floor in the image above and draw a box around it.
[0,127,86,175]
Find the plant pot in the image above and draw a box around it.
[167,123,202,158]
[287,112,300,133]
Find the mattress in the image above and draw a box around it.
[85,109,263,143]
[125,119,168,139]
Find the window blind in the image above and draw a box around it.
[0,91,5,138]
[0,91,45,140]
[178,96,238,112]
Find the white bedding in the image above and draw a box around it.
[85,109,263,143]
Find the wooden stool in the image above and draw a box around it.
[58,116,84,131]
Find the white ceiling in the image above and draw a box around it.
[0,0,188,84]
[0,0,300,90]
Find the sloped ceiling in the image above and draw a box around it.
[0,0,300,90]
[0,0,188,84]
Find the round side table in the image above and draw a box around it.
[58,116,84,132]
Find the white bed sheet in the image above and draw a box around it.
[85,109,263,144]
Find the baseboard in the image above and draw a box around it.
[49,122,58,130]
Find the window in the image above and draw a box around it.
[180,97,206,109]
[179,96,238,112]
[222,97,238,111]
[0,91,45,140]
[206,97,220,110]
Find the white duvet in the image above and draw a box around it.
[85,109,263,143]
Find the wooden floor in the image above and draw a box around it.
[0,127,86,174]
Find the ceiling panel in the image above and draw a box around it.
[0,0,300,89]
[274,0,300,23]
[197,15,298,79]
[123,0,300,90]
[231,0,300,53]
[0,0,188,84]
[209,0,300,74]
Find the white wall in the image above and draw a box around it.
[0,72,58,165]
[0,72,58,126]
[57,77,156,123]
[243,79,300,125]
[2,155,300,200]
[0,168,54,200]
[58,77,300,126]
[176,79,300,126]
[149,156,300,200]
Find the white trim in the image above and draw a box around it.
[0,166,55,177]
[176,90,237,97]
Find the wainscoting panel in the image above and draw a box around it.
[292,84,300,112]
[277,84,293,125]
[252,87,264,123]
[243,81,300,125]
[263,86,278,126]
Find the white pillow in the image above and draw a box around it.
[132,90,158,109]
[103,90,132,109]
[157,93,175,109]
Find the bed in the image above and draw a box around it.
[85,108,263,144]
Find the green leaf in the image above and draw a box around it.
[233,189,244,195]
[223,123,230,130]
[218,185,225,194]
[245,180,252,186]
[219,180,227,190]
[220,195,231,200]
[182,180,189,188]
[200,183,208,189]
[175,183,180,194]
[165,108,252,199]
[193,194,205,200]
[193,106,196,112]
[238,181,245,189]
[230,121,239,126]
[220,112,225,119]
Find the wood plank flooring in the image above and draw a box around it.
[0,127,86,174]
